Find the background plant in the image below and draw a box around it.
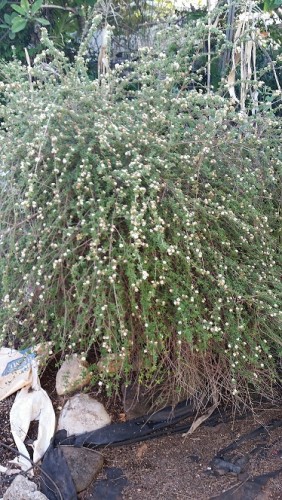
[0,0,97,60]
[0,8,281,409]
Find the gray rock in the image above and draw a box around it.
[3,475,47,500]
[60,446,104,493]
[57,393,111,436]
[56,355,91,395]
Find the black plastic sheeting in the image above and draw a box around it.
[91,467,128,499]
[212,468,282,500]
[40,401,282,500]
[40,444,77,500]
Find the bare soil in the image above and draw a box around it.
[79,405,282,500]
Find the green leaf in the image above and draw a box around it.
[11,15,27,32]
[3,13,10,24]
[0,23,8,28]
[31,0,43,15]
[11,4,26,15]
[20,0,29,12]
[9,31,16,39]
[35,16,50,25]
[264,0,282,10]
[0,0,8,10]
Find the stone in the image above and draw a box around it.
[56,355,91,395]
[59,446,104,493]
[3,474,47,500]
[57,393,111,436]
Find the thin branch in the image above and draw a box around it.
[207,0,211,94]
[24,48,33,93]
[258,43,281,92]
[43,4,78,15]
[0,30,9,43]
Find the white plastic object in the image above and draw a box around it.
[0,347,55,472]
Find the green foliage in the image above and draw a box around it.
[263,0,282,11]
[6,0,49,34]
[0,15,281,407]
[0,11,16,39]
[0,0,96,60]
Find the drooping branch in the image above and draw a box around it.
[42,4,78,15]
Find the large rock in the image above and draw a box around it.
[3,475,47,500]
[60,446,104,492]
[56,355,91,395]
[57,394,111,436]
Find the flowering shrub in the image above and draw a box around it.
[0,17,281,408]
